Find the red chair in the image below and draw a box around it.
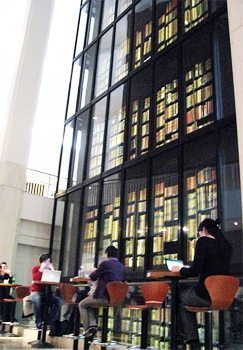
[126,282,169,348]
[185,275,240,349]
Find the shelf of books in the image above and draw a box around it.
[129,97,150,160]
[156,78,178,147]
[151,175,179,266]
[123,179,147,270]
[157,0,178,52]
[184,0,209,32]
[113,36,130,84]
[119,308,142,345]
[185,58,214,134]
[106,105,126,170]
[148,307,171,349]
[88,121,105,178]
[134,20,152,69]
[185,166,217,261]
[101,196,120,249]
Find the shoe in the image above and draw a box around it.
[84,325,98,340]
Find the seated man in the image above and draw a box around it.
[0,262,14,322]
[79,245,124,340]
[29,253,63,330]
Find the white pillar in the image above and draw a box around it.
[0,0,55,267]
[227,0,243,216]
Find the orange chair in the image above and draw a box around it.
[185,275,240,349]
[126,282,169,349]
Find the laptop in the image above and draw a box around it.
[41,269,62,283]
[166,259,184,271]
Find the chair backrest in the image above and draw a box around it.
[141,282,169,305]
[15,286,30,300]
[106,281,128,307]
[60,283,77,303]
[205,275,240,310]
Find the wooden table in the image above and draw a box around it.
[70,276,90,284]
[147,270,182,350]
[0,282,21,337]
[31,280,60,348]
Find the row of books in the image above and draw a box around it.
[186,99,214,124]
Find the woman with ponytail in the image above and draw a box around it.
[172,218,232,349]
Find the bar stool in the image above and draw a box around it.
[185,275,240,350]
[1,286,30,336]
[60,283,80,350]
[126,281,169,349]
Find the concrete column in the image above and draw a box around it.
[227,0,243,216]
[0,0,54,267]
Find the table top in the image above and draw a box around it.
[146,270,181,279]
[70,276,90,283]
[33,280,61,286]
[0,283,21,287]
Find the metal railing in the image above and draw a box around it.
[25,169,58,198]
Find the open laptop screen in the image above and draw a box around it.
[41,269,61,283]
[166,259,184,271]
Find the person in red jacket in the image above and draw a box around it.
[30,253,62,330]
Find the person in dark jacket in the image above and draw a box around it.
[0,262,13,322]
[78,245,124,340]
[172,218,232,350]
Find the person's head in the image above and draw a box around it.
[105,245,118,258]
[1,262,7,269]
[39,253,52,264]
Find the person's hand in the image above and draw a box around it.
[171,266,181,272]
[4,267,12,276]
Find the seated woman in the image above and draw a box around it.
[0,262,14,322]
[172,218,232,350]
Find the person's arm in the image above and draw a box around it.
[32,266,42,281]
[179,238,206,277]
[89,261,107,281]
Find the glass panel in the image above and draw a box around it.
[111,11,131,85]
[219,126,242,275]
[183,135,217,262]
[211,0,226,12]
[183,29,214,134]
[183,0,209,32]
[80,183,99,272]
[123,163,147,271]
[214,16,235,119]
[78,44,96,109]
[151,151,178,267]
[87,97,107,178]
[101,0,116,31]
[86,0,102,45]
[94,29,113,97]
[156,0,178,52]
[133,0,152,69]
[117,0,132,16]
[128,66,152,159]
[105,84,126,170]
[62,191,81,276]
[75,4,89,57]
[66,58,81,119]
[70,110,89,187]
[57,120,75,194]
[51,197,65,268]
[99,174,121,262]
[154,49,178,148]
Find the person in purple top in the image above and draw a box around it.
[78,245,124,340]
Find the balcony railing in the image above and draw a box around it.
[25,169,58,198]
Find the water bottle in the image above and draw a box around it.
[12,274,16,283]
[78,265,85,277]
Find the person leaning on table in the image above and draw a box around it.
[172,218,232,350]
[79,245,124,341]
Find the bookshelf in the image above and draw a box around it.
[184,0,209,32]
[123,179,147,270]
[134,20,152,69]
[88,121,105,178]
[157,0,178,52]
[129,97,150,160]
[151,175,179,266]
[185,58,214,134]
[185,166,217,260]
[148,307,171,349]
[120,308,142,345]
[156,78,178,147]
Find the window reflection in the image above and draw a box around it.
[78,44,96,109]
[94,29,113,97]
[105,85,126,170]
[66,58,81,119]
[71,111,89,187]
[87,0,102,45]
[57,121,75,194]
[87,97,107,178]
[101,0,116,31]
[117,0,132,17]
[51,197,65,268]
[75,4,89,56]
[112,11,131,85]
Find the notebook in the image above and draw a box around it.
[166,259,184,271]
[41,269,61,283]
